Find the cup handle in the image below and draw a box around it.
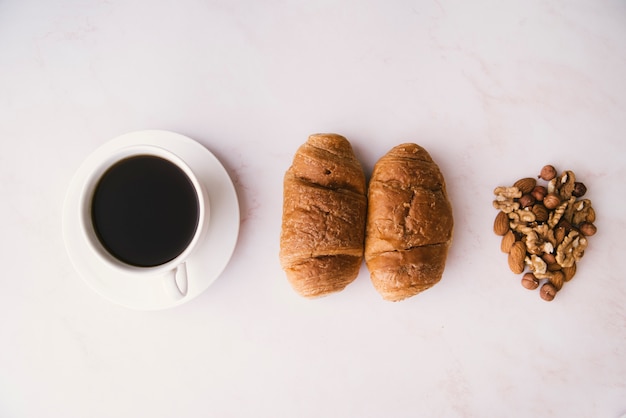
[163,263,188,300]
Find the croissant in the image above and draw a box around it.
[279,134,367,298]
[364,143,453,301]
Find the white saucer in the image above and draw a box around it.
[62,130,240,310]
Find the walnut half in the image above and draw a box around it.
[493,186,522,213]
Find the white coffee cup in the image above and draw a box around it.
[78,145,210,300]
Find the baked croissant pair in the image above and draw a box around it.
[279,133,454,301]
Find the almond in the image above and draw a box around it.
[547,262,562,272]
[508,241,526,274]
[542,252,557,265]
[555,226,566,245]
[514,177,537,194]
[493,211,510,236]
[501,230,516,253]
[549,271,565,291]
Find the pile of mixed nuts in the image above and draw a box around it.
[493,165,596,301]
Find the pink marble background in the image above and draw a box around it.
[1,0,625,417]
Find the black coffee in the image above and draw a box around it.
[91,155,199,267]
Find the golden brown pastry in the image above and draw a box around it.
[365,143,453,301]
[279,134,367,298]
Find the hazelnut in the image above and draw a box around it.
[539,165,557,181]
[578,222,597,236]
[531,185,547,202]
[558,219,573,232]
[543,193,561,210]
[521,273,539,290]
[540,283,557,301]
[518,194,536,208]
[572,182,587,197]
[531,204,549,222]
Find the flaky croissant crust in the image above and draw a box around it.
[280,134,367,298]
[365,143,453,301]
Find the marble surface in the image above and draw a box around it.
[1,0,625,417]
